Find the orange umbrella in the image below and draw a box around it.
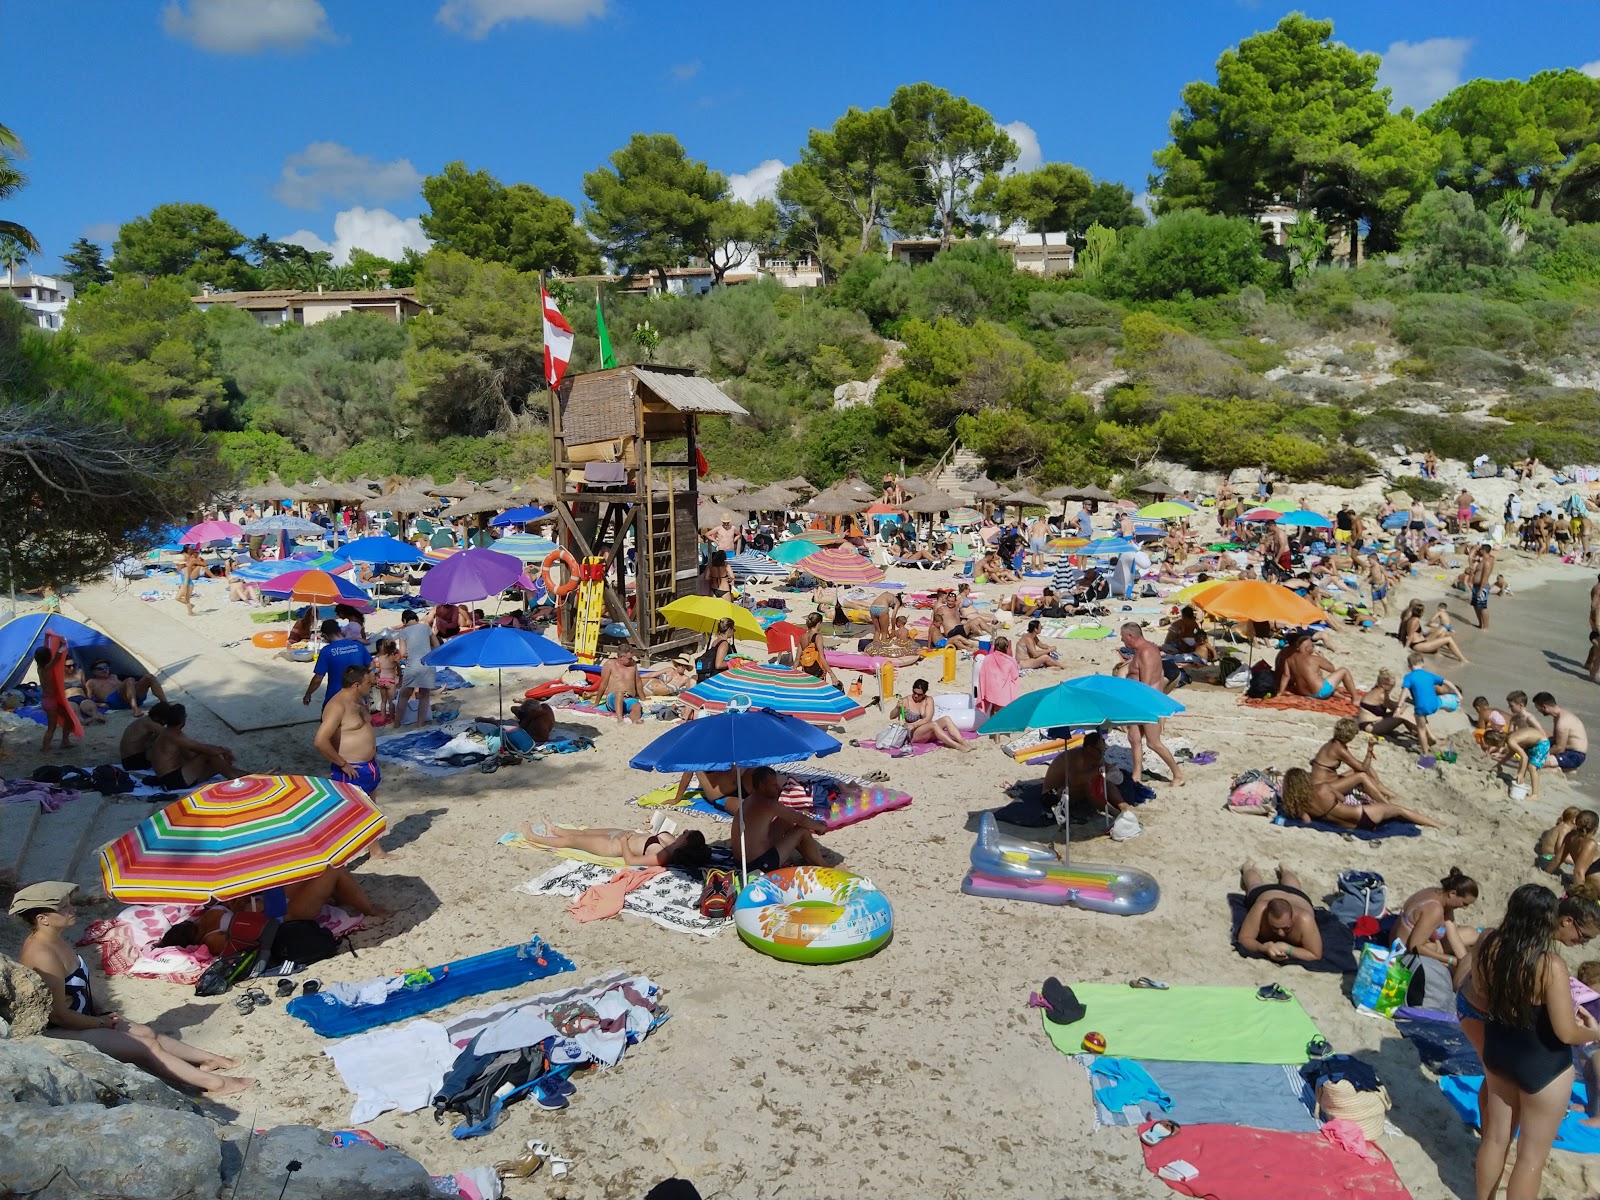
[258,568,374,612]
[1193,580,1326,626]
[863,501,903,517]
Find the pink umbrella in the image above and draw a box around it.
[258,568,375,613]
[419,547,524,605]
[182,519,243,543]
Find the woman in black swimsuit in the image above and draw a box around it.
[1309,717,1396,804]
[1277,767,1444,830]
[700,549,735,600]
[517,822,710,867]
[1472,883,1600,1200]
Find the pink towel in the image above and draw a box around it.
[566,866,665,923]
[1319,1119,1385,1164]
[976,650,1020,713]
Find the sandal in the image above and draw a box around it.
[1129,977,1170,990]
[1306,1036,1333,1060]
[233,994,257,1014]
[1256,983,1292,1003]
[275,978,295,998]
[494,1148,543,1180]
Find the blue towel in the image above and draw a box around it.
[1085,1058,1320,1132]
[1395,1012,1482,1076]
[285,939,574,1038]
[1441,1075,1600,1153]
[1279,816,1422,840]
[1088,1057,1172,1112]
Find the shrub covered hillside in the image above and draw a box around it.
[20,14,1600,491]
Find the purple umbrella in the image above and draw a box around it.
[419,547,525,605]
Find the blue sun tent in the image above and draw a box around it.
[0,614,148,691]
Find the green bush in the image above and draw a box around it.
[1392,293,1537,352]
[1399,187,1512,291]
[1098,211,1268,302]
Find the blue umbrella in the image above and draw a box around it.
[423,626,576,721]
[1079,537,1141,556]
[729,552,789,579]
[489,506,549,528]
[631,707,841,884]
[335,535,425,565]
[977,673,1182,735]
[1276,510,1332,529]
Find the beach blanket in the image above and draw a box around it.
[376,722,481,777]
[1279,816,1423,840]
[0,777,86,812]
[498,829,622,868]
[1040,984,1323,1064]
[630,783,730,822]
[860,729,978,756]
[1140,1123,1411,1199]
[1394,1010,1482,1076]
[1241,694,1361,718]
[1441,1075,1600,1153]
[519,860,728,938]
[1228,892,1359,973]
[1077,1057,1320,1132]
[286,937,575,1039]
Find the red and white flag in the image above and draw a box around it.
[541,287,575,389]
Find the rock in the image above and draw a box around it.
[831,378,878,409]
[227,1125,437,1200]
[0,1101,221,1199]
[0,951,53,1038]
[0,1036,190,1109]
[42,1036,192,1109]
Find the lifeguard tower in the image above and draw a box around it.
[548,365,747,659]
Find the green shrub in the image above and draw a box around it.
[1412,346,1530,387]
[1393,293,1537,352]
[1099,211,1267,302]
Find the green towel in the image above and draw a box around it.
[1064,626,1112,639]
[1041,984,1322,1064]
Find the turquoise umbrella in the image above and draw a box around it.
[977,674,1183,735]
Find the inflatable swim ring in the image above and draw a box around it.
[734,866,892,964]
[252,630,288,649]
[962,813,1158,916]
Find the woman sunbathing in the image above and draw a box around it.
[519,822,711,867]
[1309,718,1396,804]
[1278,766,1444,830]
[1397,599,1469,663]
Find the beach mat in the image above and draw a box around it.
[630,783,730,822]
[1078,1057,1320,1132]
[1279,816,1423,840]
[859,730,978,756]
[1441,1075,1600,1153]
[498,829,622,868]
[1241,694,1360,718]
[1227,893,1359,973]
[1394,1009,1482,1076]
[1041,984,1322,1065]
[376,723,481,778]
[519,860,728,937]
[1140,1122,1411,1199]
[285,938,575,1039]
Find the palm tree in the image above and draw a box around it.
[262,260,299,289]
[0,231,28,285]
[327,265,359,289]
[0,122,41,256]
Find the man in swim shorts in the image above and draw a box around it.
[314,664,392,860]
[1535,692,1588,772]
[1468,541,1495,632]
[147,704,238,791]
[119,704,168,771]
[730,766,828,873]
[1235,862,1324,964]
[1280,634,1361,706]
[597,647,644,724]
[84,660,166,717]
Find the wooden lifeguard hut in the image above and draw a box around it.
[548,365,747,659]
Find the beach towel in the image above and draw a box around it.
[976,650,1020,713]
[498,829,622,868]
[1077,1057,1320,1132]
[519,860,729,937]
[630,783,731,822]
[1227,892,1359,974]
[1441,1075,1600,1153]
[376,722,482,777]
[860,729,978,756]
[1241,694,1361,718]
[1140,1122,1411,1199]
[564,865,664,922]
[286,938,575,1039]
[1278,816,1423,841]
[1040,984,1323,1064]
[1393,1010,1482,1077]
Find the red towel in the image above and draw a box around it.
[1140,1122,1410,1199]
[1240,694,1360,718]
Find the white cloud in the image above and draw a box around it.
[280,207,430,266]
[162,0,334,53]
[1000,120,1042,176]
[82,222,119,244]
[272,142,423,211]
[1134,192,1154,219]
[436,0,604,37]
[1582,59,1600,78]
[727,159,786,205]
[1378,37,1472,111]
[670,60,701,81]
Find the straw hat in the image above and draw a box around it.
[1316,1078,1390,1140]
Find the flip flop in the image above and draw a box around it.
[1129,977,1170,990]
[1256,983,1292,1003]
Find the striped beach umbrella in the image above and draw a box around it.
[797,545,886,585]
[422,543,458,563]
[489,533,559,560]
[258,569,374,612]
[728,551,789,578]
[100,774,386,903]
[678,663,866,726]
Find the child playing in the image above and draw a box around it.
[371,638,401,724]
[1471,695,1509,747]
[1502,689,1552,797]
[1400,652,1461,758]
[1574,955,1600,1127]
[1429,602,1454,634]
[1543,809,1599,877]
[1538,806,1583,867]
[1493,573,1513,597]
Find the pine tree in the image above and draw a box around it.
[59,237,112,291]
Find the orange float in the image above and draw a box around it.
[252,630,289,649]
[540,548,580,598]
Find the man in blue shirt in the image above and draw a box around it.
[1400,651,1460,757]
[301,619,373,710]
[1075,505,1093,539]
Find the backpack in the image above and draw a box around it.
[194,946,259,997]
[1246,663,1277,699]
[1329,870,1386,930]
[91,765,136,795]
[265,919,339,968]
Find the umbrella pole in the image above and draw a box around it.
[498,668,503,724]
[736,768,748,890]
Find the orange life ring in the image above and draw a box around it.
[541,548,580,597]
[252,630,288,649]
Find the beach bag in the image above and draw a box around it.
[1397,952,1455,1012]
[1375,955,1413,1017]
[264,919,339,970]
[799,642,820,669]
[875,722,910,751]
[1246,663,1277,699]
[1351,943,1393,1012]
[1330,870,1386,929]
[193,946,259,997]
[90,765,136,795]
[1227,769,1279,815]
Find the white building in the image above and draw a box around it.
[2,271,74,332]
[190,286,425,327]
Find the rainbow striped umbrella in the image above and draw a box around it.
[100,775,386,903]
[797,545,886,585]
[422,543,459,563]
[678,663,866,726]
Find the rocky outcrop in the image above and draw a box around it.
[0,1102,221,1200]
[0,950,53,1038]
[226,1126,438,1200]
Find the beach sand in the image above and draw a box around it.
[4,534,1600,1199]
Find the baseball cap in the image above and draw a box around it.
[9,880,75,916]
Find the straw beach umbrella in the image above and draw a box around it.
[428,474,478,498]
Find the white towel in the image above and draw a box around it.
[325,1019,459,1122]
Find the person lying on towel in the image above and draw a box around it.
[518,822,711,868]
[1235,862,1323,964]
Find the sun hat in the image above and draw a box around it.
[9,880,75,916]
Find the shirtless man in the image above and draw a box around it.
[1278,634,1360,704]
[313,664,392,860]
[1027,514,1051,569]
[707,517,741,556]
[84,660,166,717]
[1468,541,1495,631]
[928,596,977,651]
[730,766,827,873]
[1118,623,1184,785]
[1041,731,1131,817]
[148,704,237,791]
[1587,573,1600,682]
[1535,692,1588,773]
[597,646,644,724]
[1235,862,1324,964]
[119,705,168,771]
[1016,620,1062,669]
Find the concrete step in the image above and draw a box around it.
[17,793,103,886]
[72,799,164,897]
[0,799,42,884]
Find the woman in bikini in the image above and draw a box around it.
[1397,598,1469,662]
[1309,717,1396,803]
[866,590,903,643]
[1356,668,1416,739]
[700,550,735,600]
[1545,809,1600,879]
[699,617,736,680]
[898,678,975,752]
[518,822,710,867]
[1015,619,1063,669]
[797,612,841,687]
[1278,766,1444,830]
[1393,867,1480,970]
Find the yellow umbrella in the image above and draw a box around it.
[1170,578,1235,606]
[659,597,766,642]
[1136,501,1194,520]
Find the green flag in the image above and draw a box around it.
[596,290,617,369]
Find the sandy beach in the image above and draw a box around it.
[5,495,1600,1200]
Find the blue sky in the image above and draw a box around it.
[7,0,1598,273]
